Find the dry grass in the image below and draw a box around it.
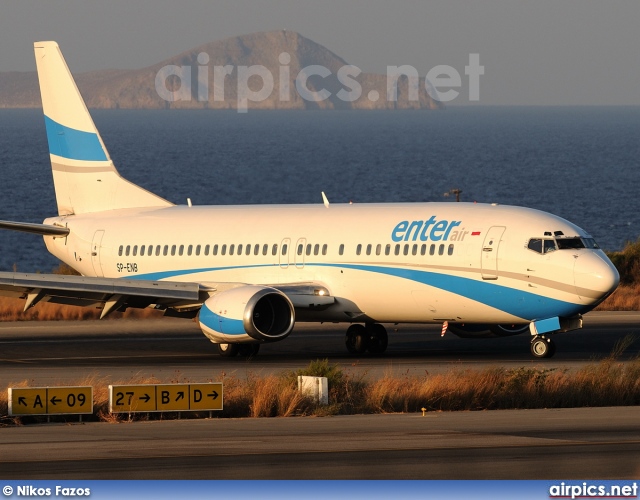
[596,284,640,311]
[0,296,163,321]
[3,345,639,425]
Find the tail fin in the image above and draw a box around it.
[34,41,173,215]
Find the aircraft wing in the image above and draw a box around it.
[0,220,70,236]
[0,272,334,319]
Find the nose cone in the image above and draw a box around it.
[574,252,620,304]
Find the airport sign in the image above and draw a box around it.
[109,383,222,413]
[8,386,93,416]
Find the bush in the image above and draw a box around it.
[607,238,640,285]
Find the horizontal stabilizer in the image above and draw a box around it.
[0,220,69,236]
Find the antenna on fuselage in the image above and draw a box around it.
[321,192,330,208]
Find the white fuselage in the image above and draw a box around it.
[43,202,617,325]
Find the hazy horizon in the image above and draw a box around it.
[1,0,639,106]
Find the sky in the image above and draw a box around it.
[1,0,639,105]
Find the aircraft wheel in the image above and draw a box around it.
[345,324,368,355]
[238,344,260,357]
[217,343,239,357]
[367,324,388,354]
[530,337,555,358]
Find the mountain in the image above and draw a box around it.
[0,31,443,110]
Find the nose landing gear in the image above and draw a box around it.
[530,336,556,358]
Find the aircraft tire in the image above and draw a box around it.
[530,337,555,358]
[345,324,368,355]
[367,324,388,354]
[217,343,239,357]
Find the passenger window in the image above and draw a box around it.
[297,244,303,255]
[366,244,372,256]
[213,244,218,256]
[118,245,123,257]
[195,245,201,256]
[322,244,327,256]
[156,245,161,256]
[179,245,184,256]
[421,244,426,256]
[262,244,268,256]
[272,244,278,256]
[306,244,312,256]
[376,244,381,256]
[314,244,319,256]
[412,244,418,256]
[132,245,138,257]
[339,244,344,256]
[394,244,400,256]
[448,244,454,256]
[254,244,259,255]
[356,244,362,256]
[140,245,145,256]
[230,244,235,255]
[187,245,193,256]
[171,245,176,256]
[385,244,391,256]
[429,244,435,256]
[125,245,130,257]
[282,244,288,255]
[237,244,242,255]
[221,244,227,256]
[163,245,168,256]
[403,244,409,256]
[438,244,444,255]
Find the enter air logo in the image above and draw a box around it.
[391,216,470,242]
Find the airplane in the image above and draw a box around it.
[0,42,620,359]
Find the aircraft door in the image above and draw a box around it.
[295,238,306,269]
[481,226,505,280]
[279,238,290,269]
[91,230,105,277]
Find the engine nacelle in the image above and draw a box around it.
[199,285,295,344]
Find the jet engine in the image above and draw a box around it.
[198,285,295,344]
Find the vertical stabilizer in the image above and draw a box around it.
[34,41,173,215]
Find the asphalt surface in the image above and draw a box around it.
[0,311,638,480]
[1,408,638,479]
[0,311,638,387]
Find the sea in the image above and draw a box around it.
[0,106,638,273]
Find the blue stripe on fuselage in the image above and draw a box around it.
[131,263,584,321]
[322,263,582,320]
[44,115,107,161]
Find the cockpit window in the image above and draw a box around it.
[527,239,542,253]
[556,237,586,250]
[543,239,557,253]
[529,235,600,254]
[527,238,556,254]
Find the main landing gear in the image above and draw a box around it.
[345,323,388,355]
[530,336,556,358]
[216,343,260,357]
